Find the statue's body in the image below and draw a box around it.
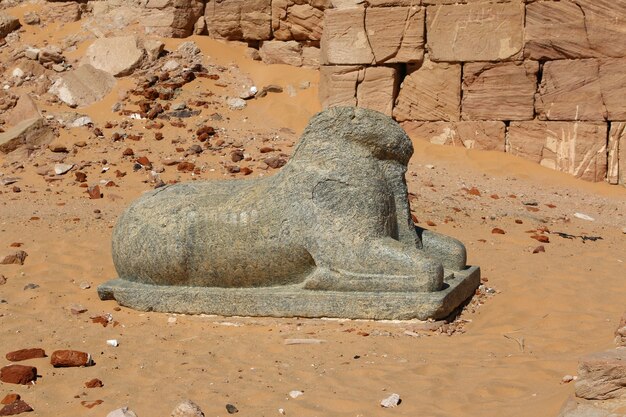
[100,107,480,320]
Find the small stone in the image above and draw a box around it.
[69,304,87,315]
[75,172,87,182]
[170,399,204,417]
[22,12,40,25]
[491,228,505,234]
[85,378,103,388]
[23,283,38,291]
[574,212,595,221]
[79,281,91,290]
[562,375,575,384]
[1,251,28,265]
[0,394,19,405]
[380,393,401,408]
[50,350,93,367]
[0,275,5,285]
[225,404,238,414]
[231,150,244,162]
[54,163,73,175]
[177,162,195,172]
[533,246,545,254]
[87,185,102,199]
[531,235,550,243]
[172,102,186,111]
[24,47,39,60]
[0,399,33,415]
[288,390,303,399]
[106,407,137,417]
[0,365,37,385]
[227,97,246,110]
[136,156,151,168]
[5,348,46,362]
[162,60,180,72]
[264,157,287,169]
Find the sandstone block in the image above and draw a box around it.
[575,348,626,400]
[5,348,46,362]
[402,121,506,151]
[321,7,373,65]
[608,122,626,186]
[41,2,81,23]
[393,59,461,122]
[272,0,329,41]
[598,59,626,120]
[205,0,271,41]
[259,41,303,66]
[367,0,415,5]
[49,64,116,107]
[4,94,40,128]
[302,46,320,68]
[462,61,538,121]
[0,365,37,385]
[507,121,607,182]
[426,3,524,62]
[576,0,626,58]
[536,59,606,121]
[0,118,54,154]
[50,350,93,367]
[319,65,359,108]
[0,14,20,38]
[84,36,145,77]
[142,0,204,38]
[365,6,424,64]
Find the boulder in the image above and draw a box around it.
[48,64,117,107]
[0,118,54,154]
[426,3,524,62]
[142,0,205,38]
[393,58,461,122]
[507,121,608,182]
[4,94,41,127]
[0,13,20,38]
[259,41,303,66]
[272,0,330,41]
[402,121,506,151]
[462,61,538,121]
[84,36,145,77]
[205,0,272,41]
[575,348,626,400]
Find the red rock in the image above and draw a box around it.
[240,167,253,176]
[85,378,103,388]
[136,156,151,167]
[74,172,87,182]
[154,132,163,141]
[0,399,33,415]
[0,365,37,385]
[80,400,103,409]
[515,219,523,224]
[9,243,21,248]
[1,251,28,265]
[466,187,481,196]
[50,350,93,367]
[264,157,286,169]
[87,185,102,199]
[0,394,19,405]
[122,148,134,156]
[533,246,546,254]
[426,220,436,227]
[259,146,274,153]
[5,348,46,362]
[231,150,244,162]
[0,275,6,285]
[177,162,195,172]
[531,235,550,243]
[491,228,505,235]
[115,170,126,178]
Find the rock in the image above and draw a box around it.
[88,185,102,199]
[106,407,137,417]
[23,48,39,60]
[380,393,401,408]
[271,0,328,41]
[393,58,461,122]
[11,68,23,79]
[194,16,206,35]
[50,350,93,367]
[85,378,103,388]
[0,14,20,38]
[302,46,320,68]
[0,394,19,405]
[0,365,37,385]
[142,0,204,38]
[491,228,505,235]
[84,36,145,77]
[575,348,626,400]
[320,8,373,65]
[227,97,246,110]
[142,39,164,62]
[170,400,204,417]
[426,3,524,62]
[0,399,33,416]
[597,59,626,120]
[49,65,116,108]
[607,122,625,185]
[205,0,272,40]
[0,251,28,265]
[401,121,505,151]
[556,396,617,417]
[288,390,303,398]
[259,41,303,66]
[462,61,538,121]
[263,156,287,169]
[506,122,607,182]
[533,246,546,254]
[41,1,81,23]
[5,348,46,362]
[162,60,180,72]
[38,45,64,65]
[54,163,73,175]
[22,12,40,25]
[0,118,54,154]
[0,275,5,285]
[4,94,41,128]
[365,6,424,64]
[69,116,92,128]
[23,283,38,291]
[574,213,595,222]
[225,404,238,414]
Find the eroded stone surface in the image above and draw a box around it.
[576,349,626,400]
[84,36,145,77]
[272,0,330,41]
[608,122,626,187]
[402,121,506,151]
[48,64,116,107]
[205,0,272,41]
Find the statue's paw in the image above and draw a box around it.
[416,227,467,271]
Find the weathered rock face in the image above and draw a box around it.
[393,59,461,122]
[0,13,20,38]
[507,121,607,182]
[599,59,626,121]
[462,61,538,121]
[142,0,205,38]
[272,0,330,41]
[426,2,524,62]
[205,0,272,41]
[321,6,424,65]
[41,1,82,23]
[608,123,626,186]
[99,107,480,320]
[48,64,117,107]
[84,36,145,77]
[0,118,54,154]
[402,121,506,152]
[575,349,626,400]
[259,40,303,66]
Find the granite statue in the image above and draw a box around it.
[98,107,480,319]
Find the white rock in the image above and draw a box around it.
[162,60,180,72]
[227,97,246,110]
[54,163,74,175]
[283,338,325,345]
[69,116,93,127]
[170,399,205,417]
[11,68,24,78]
[106,407,138,417]
[288,390,303,399]
[24,47,39,60]
[106,339,119,347]
[380,393,401,408]
[574,212,595,221]
[84,36,145,77]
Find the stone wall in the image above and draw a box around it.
[319,1,626,185]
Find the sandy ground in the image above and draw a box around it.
[1,3,626,417]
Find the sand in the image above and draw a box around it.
[1,3,626,417]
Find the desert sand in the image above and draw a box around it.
[1,3,625,417]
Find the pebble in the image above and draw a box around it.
[533,245,546,254]
[288,391,303,399]
[79,281,91,290]
[0,394,20,405]
[5,348,46,362]
[11,68,24,79]
[574,212,595,221]
[225,404,238,414]
[561,375,576,384]
[172,102,187,110]
[0,250,28,265]
[380,393,401,408]
[491,228,505,235]
[106,339,119,347]
[87,185,102,199]
[0,275,6,285]
[0,365,37,385]
[170,399,204,417]
[85,378,103,388]
[50,350,93,367]
[227,97,246,110]
[23,283,39,290]
[106,407,137,417]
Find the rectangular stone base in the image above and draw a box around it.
[97,266,480,320]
